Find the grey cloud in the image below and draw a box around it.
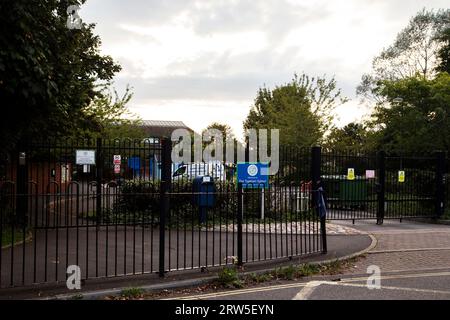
[83,0,447,110]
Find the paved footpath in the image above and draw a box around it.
[174,219,450,300]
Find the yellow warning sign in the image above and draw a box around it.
[347,168,355,180]
[398,171,405,183]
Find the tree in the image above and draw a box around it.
[73,86,145,140]
[325,123,375,152]
[436,27,450,73]
[357,9,450,102]
[202,122,235,140]
[0,0,121,149]
[368,73,450,153]
[244,73,348,148]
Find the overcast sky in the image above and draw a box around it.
[80,0,448,138]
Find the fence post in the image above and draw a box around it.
[95,138,103,226]
[311,146,326,254]
[377,151,386,225]
[159,138,172,277]
[435,151,445,218]
[237,182,243,266]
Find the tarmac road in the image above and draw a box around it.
[167,219,450,300]
[172,268,450,300]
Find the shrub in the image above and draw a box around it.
[217,266,243,288]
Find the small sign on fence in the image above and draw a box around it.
[347,168,355,180]
[398,170,405,183]
[76,150,96,165]
[113,155,121,164]
[237,163,269,188]
[114,164,121,174]
[366,170,375,179]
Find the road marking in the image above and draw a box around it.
[292,281,325,300]
[163,282,308,300]
[369,248,450,254]
[296,281,450,297]
[369,230,450,235]
[340,270,450,283]
[163,270,450,300]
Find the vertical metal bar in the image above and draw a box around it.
[377,151,386,225]
[96,138,103,226]
[311,146,326,254]
[436,151,445,218]
[237,182,243,266]
[159,138,171,277]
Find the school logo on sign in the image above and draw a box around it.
[247,164,258,177]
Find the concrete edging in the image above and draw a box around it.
[46,232,378,301]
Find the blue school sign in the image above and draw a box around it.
[237,163,269,188]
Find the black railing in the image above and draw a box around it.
[0,139,326,288]
[1,139,448,289]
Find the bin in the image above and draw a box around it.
[193,176,216,223]
[339,177,368,208]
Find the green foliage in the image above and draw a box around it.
[110,180,239,226]
[73,86,146,140]
[368,73,450,152]
[296,263,321,277]
[274,265,296,280]
[271,263,322,280]
[217,266,243,288]
[325,123,376,152]
[0,0,121,149]
[108,180,162,224]
[247,272,272,283]
[1,227,28,247]
[120,287,145,298]
[357,8,450,102]
[244,73,348,148]
[436,27,450,74]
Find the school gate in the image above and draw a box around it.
[1,139,325,288]
[320,149,447,223]
[0,139,447,288]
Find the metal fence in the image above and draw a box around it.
[321,149,447,222]
[0,139,324,288]
[1,138,448,289]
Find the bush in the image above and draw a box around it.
[217,266,243,288]
[110,180,239,225]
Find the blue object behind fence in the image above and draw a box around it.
[317,187,327,218]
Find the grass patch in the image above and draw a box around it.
[215,260,354,291]
[216,266,243,289]
[243,258,361,285]
[1,227,29,247]
[247,272,272,283]
[120,287,145,299]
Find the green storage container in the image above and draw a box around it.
[339,178,368,205]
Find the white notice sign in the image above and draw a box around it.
[76,150,96,165]
[366,170,375,179]
[113,155,121,164]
